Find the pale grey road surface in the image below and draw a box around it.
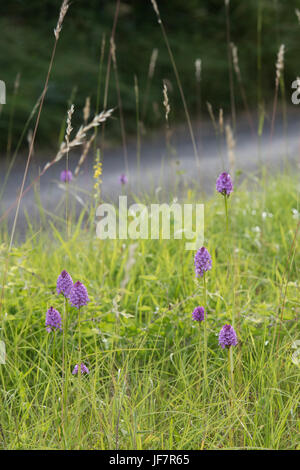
[0,111,299,234]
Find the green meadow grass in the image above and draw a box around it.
[0,171,299,450]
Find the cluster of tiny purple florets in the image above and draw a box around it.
[194,246,212,278]
[60,170,73,183]
[69,281,90,309]
[56,270,73,297]
[120,173,128,185]
[192,306,205,322]
[45,306,62,333]
[72,363,90,375]
[216,172,233,196]
[218,324,238,349]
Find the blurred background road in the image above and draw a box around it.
[0,111,299,231]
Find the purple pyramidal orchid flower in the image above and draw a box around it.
[192,306,205,322]
[60,170,73,183]
[69,281,90,309]
[216,172,233,196]
[72,363,90,375]
[45,306,62,332]
[218,324,238,349]
[56,270,73,297]
[119,173,128,185]
[194,246,212,278]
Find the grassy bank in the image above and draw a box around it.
[0,171,299,449]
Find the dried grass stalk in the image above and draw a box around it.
[149,48,158,79]
[14,72,21,93]
[162,81,170,124]
[110,37,117,65]
[195,59,202,83]
[230,43,240,78]
[54,0,70,40]
[65,104,74,149]
[83,97,91,125]
[150,0,160,19]
[275,44,285,88]
[206,102,218,134]
[74,134,95,177]
[43,108,114,172]
[226,124,236,176]
[219,108,224,135]
[27,129,34,156]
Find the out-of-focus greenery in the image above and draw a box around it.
[1,0,300,149]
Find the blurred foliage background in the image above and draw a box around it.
[0,0,300,150]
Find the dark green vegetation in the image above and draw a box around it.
[1,0,300,148]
